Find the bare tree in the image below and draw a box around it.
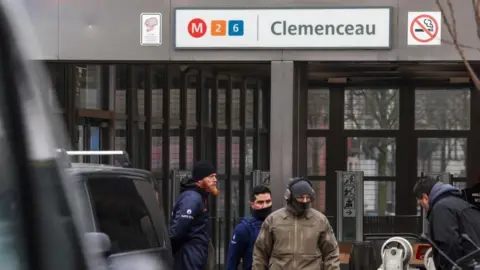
[435,0,480,90]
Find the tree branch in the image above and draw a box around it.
[436,0,480,90]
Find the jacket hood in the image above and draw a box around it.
[180,177,208,197]
[428,183,460,212]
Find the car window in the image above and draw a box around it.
[86,177,162,254]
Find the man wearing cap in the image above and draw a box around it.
[168,160,219,270]
[252,177,340,270]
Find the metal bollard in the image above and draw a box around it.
[349,241,376,270]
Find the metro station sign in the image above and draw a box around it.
[174,8,392,49]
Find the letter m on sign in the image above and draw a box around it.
[187,18,207,38]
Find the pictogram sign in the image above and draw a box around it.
[408,12,442,46]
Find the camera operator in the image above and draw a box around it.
[414,175,480,269]
[463,172,480,209]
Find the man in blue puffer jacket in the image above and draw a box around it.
[169,161,218,270]
[226,185,272,270]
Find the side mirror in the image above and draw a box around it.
[84,232,111,254]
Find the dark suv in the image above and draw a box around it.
[66,162,173,268]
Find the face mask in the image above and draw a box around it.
[291,200,310,215]
[252,206,272,221]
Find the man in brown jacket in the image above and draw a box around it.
[252,177,340,270]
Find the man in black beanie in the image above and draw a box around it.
[253,177,340,270]
[168,160,217,270]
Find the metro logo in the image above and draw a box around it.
[187,18,244,38]
[187,18,207,38]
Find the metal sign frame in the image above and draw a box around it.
[336,170,364,242]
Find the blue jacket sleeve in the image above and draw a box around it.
[168,192,202,242]
[226,223,248,270]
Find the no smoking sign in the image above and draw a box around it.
[408,12,442,46]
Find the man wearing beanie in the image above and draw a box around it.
[252,177,340,270]
[168,160,218,270]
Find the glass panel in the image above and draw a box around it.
[232,82,241,130]
[77,64,103,110]
[206,78,213,125]
[364,181,396,216]
[347,137,396,177]
[89,126,100,164]
[232,137,240,175]
[215,177,225,265]
[217,137,226,175]
[245,179,251,215]
[311,181,326,213]
[307,137,326,176]
[115,64,127,114]
[231,179,240,224]
[151,124,162,171]
[217,86,227,129]
[186,137,194,170]
[259,89,264,129]
[151,66,164,119]
[344,88,399,130]
[308,89,329,129]
[137,123,146,168]
[115,121,126,151]
[137,66,145,116]
[415,89,470,130]
[170,89,181,128]
[170,136,180,170]
[245,137,254,175]
[246,86,255,129]
[417,138,467,177]
[453,182,467,190]
[77,125,84,150]
[187,88,197,128]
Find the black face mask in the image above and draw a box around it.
[252,206,272,221]
[290,200,310,216]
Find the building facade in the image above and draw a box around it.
[25,0,480,266]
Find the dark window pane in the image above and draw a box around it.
[364,181,396,216]
[347,137,396,177]
[187,88,197,128]
[415,89,470,130]
[77,64,104,110]
[87,178,161,253]
[307,137,326,176]
[217,137,225,174]
[186,136,194,170]
[217,88,227,129]
[170,89,180,128]
[170,136,180,170]
[232,137,240,175]
[151,66,164,119]
[232,82,241,130]
[136,67,145,116]
[115,64,127,114]
[245,137,254,175]
[246,86,254,129]
[310,181,326,213]
[151,124,162,171]
[417,138,467,177]
[115,121,126,151]
[259,89,264,129]
[344,89,399,130]
[308,89,329,129]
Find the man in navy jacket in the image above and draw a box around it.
[414,175,480,269]
[168,161,218,270]
[226,185,272,270]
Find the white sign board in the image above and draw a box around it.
[408,12,441,46]
[141,13,162,46]
[174,8,392,49]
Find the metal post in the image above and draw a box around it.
[336,171,344,242]
[354,171,364,242]
[336,170,364,242]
